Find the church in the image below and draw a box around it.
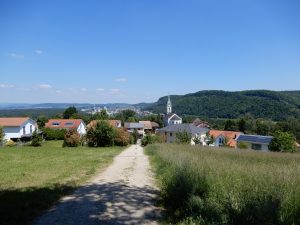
[164,96,182,126]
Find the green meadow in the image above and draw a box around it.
[0,141,124,225]
[146,144,300,225]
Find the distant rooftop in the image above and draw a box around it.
[236,134,273,145]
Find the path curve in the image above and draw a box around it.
[33,144,161,225]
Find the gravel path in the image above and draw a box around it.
[33,145,161,225]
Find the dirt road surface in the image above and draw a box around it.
[33,144,161,225]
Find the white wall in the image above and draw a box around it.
[3,120,37,140]
[77,122,87,136]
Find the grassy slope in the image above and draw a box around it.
[146,144,300,225]
[0,141,124,225]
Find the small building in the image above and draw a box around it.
[164,96,182,126]
[139,121,160,134]
[157,123,209,145]
[0,117,38,141]
[208,130,243,148]
[124,122,145,137]
[192,118,210,128]
[236,134,273,151]
[45,119,86,136]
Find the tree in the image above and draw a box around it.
[269,131,297,153]
[63,129,81,147]
[86,120,115,147]
[131,129,139,144]
[63,106,78,119]
[31,131,42,147]
[256,120,269,136]
[0,127,4,143]
[91,109,109,121]
[238,118,246,133]
[205,132,215,145]
[176,131,191,144]
[37,116,48,129]
[114,128,130,146]
[192,136,201,145]
[224,120,236,131]
[121,109,136,121]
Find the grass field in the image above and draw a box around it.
[0,141,124,225]
[146,144,300,225]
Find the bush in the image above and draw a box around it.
[5,139,16,147]
[0,126,4,142]
[141,134,162,146]
[63,129,81,147]
[269,131,297,153]
[30,131,42,147]
[86,120,115,147]
[43,128,66,140]
[114,128,130,146]
[176,131,192,144]
[237,141,248,149]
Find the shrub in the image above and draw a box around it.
[30,131,42,147]
[131,129,139,144]
[43,128,66,140]
[269,131,297,153]
[63,129,81,147]
[141,134,162,146]
[6,139,16,147]
[86,120,115,147]
[176,131,191,144]
[0,126,4,142]
[114,128,130,146]
[237,141,248,149]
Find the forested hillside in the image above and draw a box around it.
[146,90,300,120]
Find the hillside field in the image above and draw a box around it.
[146,144,300,225]
[0,141,124,225]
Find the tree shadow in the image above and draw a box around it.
[0,181,162,225]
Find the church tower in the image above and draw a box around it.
[167,95,172,114]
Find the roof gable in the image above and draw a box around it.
[45,119,84,129]
[0,117,33,127]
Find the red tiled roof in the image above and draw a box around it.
[139,121,152,130]
[209,130,243,148]
[0,117,31,127]
[45,119,83,129]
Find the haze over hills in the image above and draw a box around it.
[146,90,300,121]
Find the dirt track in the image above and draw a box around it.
[33,144,161,225]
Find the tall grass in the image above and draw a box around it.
[146,144,300,225]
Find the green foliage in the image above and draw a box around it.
[146,90,300,121]
[36,115,48,129]
[192,136,201,145]
[176,131,192,144]
[237,142,248,149]
[86,120,115,147]
[131,129,139,144]
[43,128,66,140]
[205,132,215,145]
[5,139,16,147]
[146,144,300,225]
[30,131,42,147]
[224,119,237,131]
[256,120,269,135]
[63,106,78,119]
[63,129,81,147]
[238,118,246,133]
[0,126,4,142]
[91,109,109,121]
[141,134,162,146]
[269,131,297,153]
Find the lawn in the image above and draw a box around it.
[146,144,300,225]
[0,141,124,225]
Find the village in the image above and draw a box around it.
[0,96,290,152]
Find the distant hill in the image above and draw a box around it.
[145,90,300,121]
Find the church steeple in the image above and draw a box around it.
[167,95,172,114]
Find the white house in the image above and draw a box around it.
[236,134,273,151]
[124,122,145,138]
[157,123,209,145]
[45,119,86,136]
[0,117,38,141]
[164,96,182,126]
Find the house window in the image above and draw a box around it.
[52,122,60,126]
[170,132,173,137]
[219,138,223,144]
[30,125,32,133]
[65,122,74,126]
[251,143,262,150]
[22,126,25,135]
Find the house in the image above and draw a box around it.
[157,123,209,145]
[124,122,145,138]
[164,96,182,126]
[0,117,38,141]
[45,119,86,136]
[236,134,273,151]
[139,121,160,134]
[87,120,122,129]
[193,118,210,128]
[208,130,243,148]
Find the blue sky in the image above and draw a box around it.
[0,0,300,103]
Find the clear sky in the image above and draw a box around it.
[0,0,300,103]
